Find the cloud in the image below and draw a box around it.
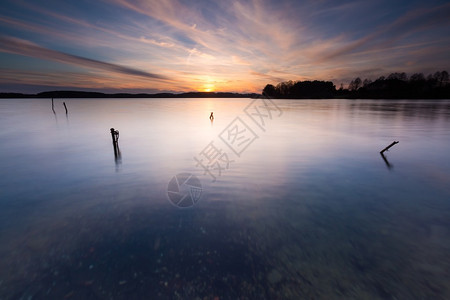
[232,55,251,66]
[0,35,169,80]
[250,71,286,83]
[139,37,175,48]
[317,3,450,62]
[109,0,299,59]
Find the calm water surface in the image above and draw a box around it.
[0,98,449,299]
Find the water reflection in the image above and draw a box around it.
[0,98,450,299]
[380,152,393,169]
[347,100,450,120]
[113,144,122,170]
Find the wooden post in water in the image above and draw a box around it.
[110,128,119,144]
[51,98,55,114]
[63,102,68,114]
[380,141,399,154]
[110,128,121,165]
[110,128,120,160]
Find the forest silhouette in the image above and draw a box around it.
[263,71,450,99]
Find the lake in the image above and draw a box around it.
[0,98,449,299]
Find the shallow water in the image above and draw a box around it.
[0,98,449,299]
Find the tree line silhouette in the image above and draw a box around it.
[262,71,450,99]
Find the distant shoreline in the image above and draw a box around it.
[0,91,259,99]
[1,90,449,100]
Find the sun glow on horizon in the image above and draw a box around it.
[202,83,215,92]
[197,77,216,92]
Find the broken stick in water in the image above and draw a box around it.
[380,141,399,154]
[63,102,68,114]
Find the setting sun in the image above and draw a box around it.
[201,83,215,92]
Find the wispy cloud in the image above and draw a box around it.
[0,35,168,80]
[250,71,286,83]
[317,3,450,62]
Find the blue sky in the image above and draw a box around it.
[1,0,449,93]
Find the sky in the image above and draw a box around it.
[1,0,450,94]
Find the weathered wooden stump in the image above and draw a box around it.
[110,128,121,164]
